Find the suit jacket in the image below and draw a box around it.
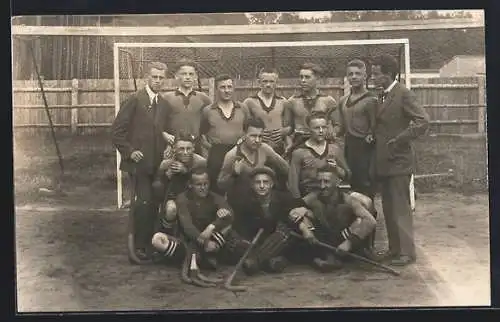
[111,88,171,175]
[372,82,430,177]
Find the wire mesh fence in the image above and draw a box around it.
[118,43,406,82]
[12,26,484,81]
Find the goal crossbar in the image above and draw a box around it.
[114,39,409,48]
[113,39,412,209]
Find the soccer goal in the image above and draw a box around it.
[113,39,412,209]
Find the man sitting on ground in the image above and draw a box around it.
[173,167,238,270]
[229,166,310,276]
[289,165,377,272]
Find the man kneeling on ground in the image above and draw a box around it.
[289,164,377,272]
[170,166,243,270]
[152,133,207,238]
[151,166,240,270]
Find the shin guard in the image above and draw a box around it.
[253,224,292,265]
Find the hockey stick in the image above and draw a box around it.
[289,231,400,276]
[126,174,153,265]
[414,169,454,180]
[28,39,65,194]
[123,50,152,263]
[123,50,152,265]
[184,252,217,288]
[117,49,138,209]
[180,248,223,288]
[223,228,264,292]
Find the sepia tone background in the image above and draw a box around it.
[12,11,490,311]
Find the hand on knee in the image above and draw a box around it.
[337,239,352,253]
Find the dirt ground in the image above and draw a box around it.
[15,186,490,312]
[13,134,491,311]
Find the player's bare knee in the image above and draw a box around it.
[151,232,169,251]
[165,200,177,221]
[349,191,372,210]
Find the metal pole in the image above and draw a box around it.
[403,40,416,211]
[114,43,122,209]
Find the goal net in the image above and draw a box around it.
[114,39,411,209]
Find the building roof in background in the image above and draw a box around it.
[442,55,485,66]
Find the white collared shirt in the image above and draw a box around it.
[145,84,158,105]
[384,79,398,94]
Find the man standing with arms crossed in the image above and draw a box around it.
[370,54,429,266]
[243,67,292,155]
[162,58,212,158]
[286,63,338,156]
[199,74,251,195]
[112,62,172,262]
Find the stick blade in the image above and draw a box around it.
[224,283,248,292]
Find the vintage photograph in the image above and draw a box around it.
[12,10,489,311]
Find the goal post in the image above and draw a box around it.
[113,38,412,209]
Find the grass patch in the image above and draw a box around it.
[14,132,116,204]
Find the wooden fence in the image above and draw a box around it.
[12,76,486,135]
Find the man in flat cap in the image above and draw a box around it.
[227,166,310,276]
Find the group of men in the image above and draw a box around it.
[111,54,429,278]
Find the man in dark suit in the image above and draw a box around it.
[112,61,172,262]
[370,54,430,266]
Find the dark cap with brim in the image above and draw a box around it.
[249,166,276,181]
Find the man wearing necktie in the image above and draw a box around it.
[112,61,173,263]
[370,54,429,266]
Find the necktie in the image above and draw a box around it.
[150,96,157,111]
